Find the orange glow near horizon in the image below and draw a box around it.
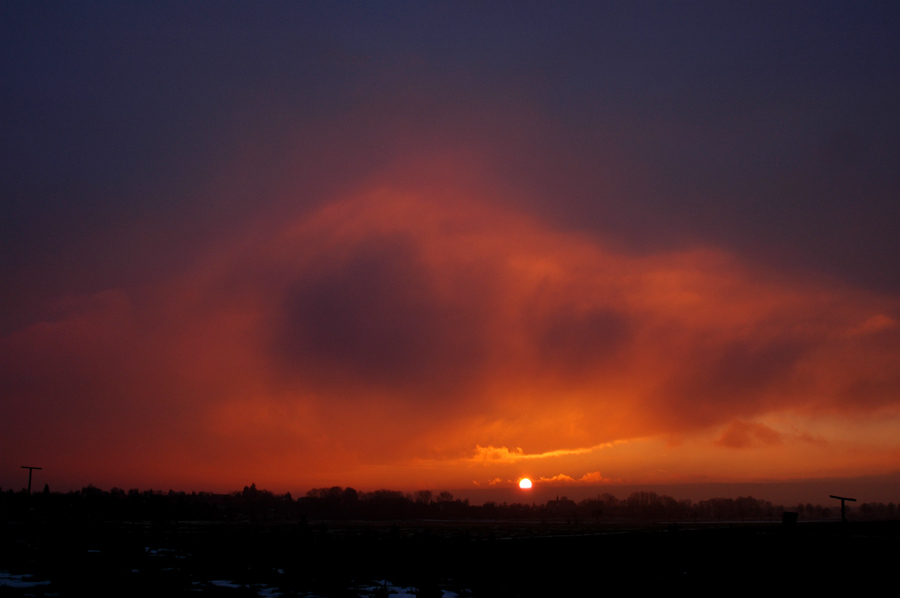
[5,4,900,509]
[3,173,900,496]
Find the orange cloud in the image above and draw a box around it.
[714,421,783,449]
[468,445,605,464]
[538,472,611,485]
[3,180,900,491]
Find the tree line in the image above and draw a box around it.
[2,483,896,522]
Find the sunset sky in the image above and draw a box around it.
[3,2,899,502]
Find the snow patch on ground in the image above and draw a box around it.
[356,580,462,598]
[209,580,243,588]
[205,579,283,596]
[0,570,52,588]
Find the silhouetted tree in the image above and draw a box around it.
[435,491,454,503]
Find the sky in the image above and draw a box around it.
[2,2,900,502]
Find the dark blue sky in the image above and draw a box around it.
[4,3,899,323]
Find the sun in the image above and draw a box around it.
[518,478,533,489]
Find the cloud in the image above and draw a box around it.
[3,184,900,489]
[530,305,632,377]
[469,444,603,464]
[538,472,610,485]
[274,233,488,400]
[853,314,897,335]
[714,421,783,449]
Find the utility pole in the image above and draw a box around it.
[830,494,856,523]
[20,466,42,495]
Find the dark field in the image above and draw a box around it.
[2,518,896,597]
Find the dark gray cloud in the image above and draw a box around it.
[275,235,488,400]
[532,306,632,376]
[661,338,811,427]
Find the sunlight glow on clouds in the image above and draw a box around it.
[469,445,608,464]
[714,421,783,449]
[3,178,900,491]
[538,472,611,485]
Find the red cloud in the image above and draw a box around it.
[714,421,783,449]
[3,184,899,490]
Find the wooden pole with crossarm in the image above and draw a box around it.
[830,494,856,523]
[21,465,42,495]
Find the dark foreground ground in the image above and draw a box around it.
[1,518,896,597]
